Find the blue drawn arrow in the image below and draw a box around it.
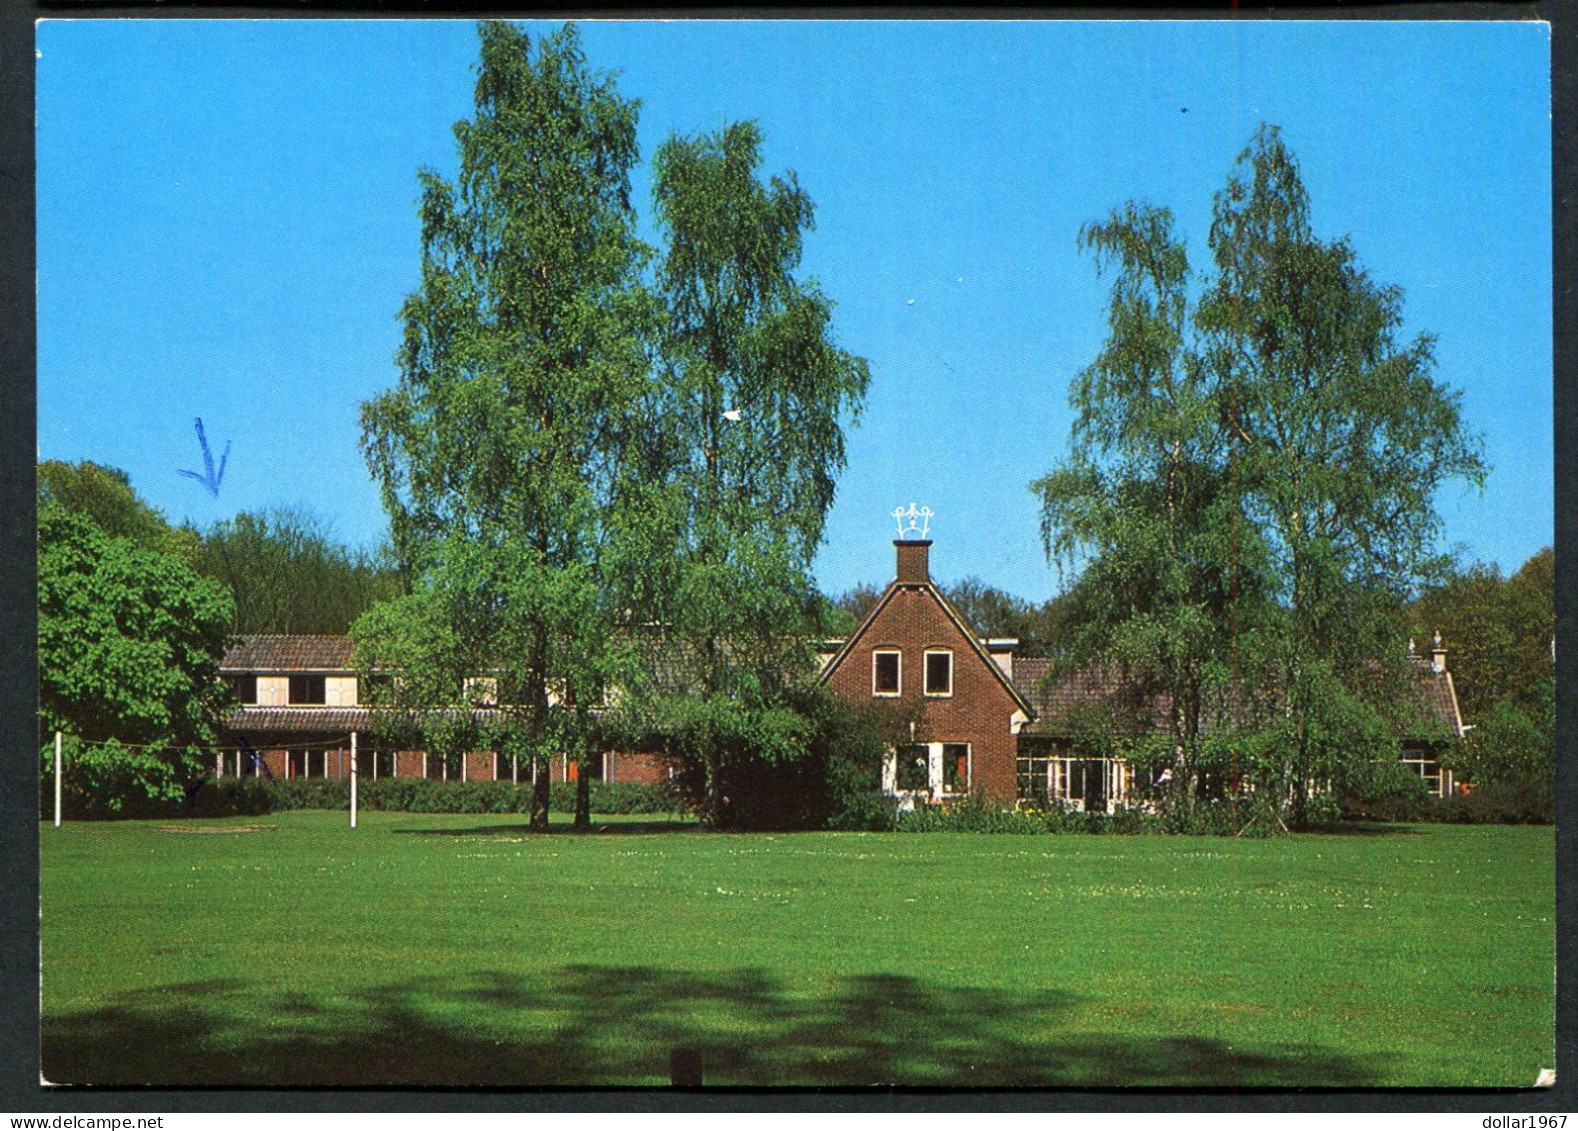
[177,417,230,499]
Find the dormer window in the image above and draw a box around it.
[924,650,953,697]
[288,674,327,705]
[233,674,258,705]
[872,650,901,697]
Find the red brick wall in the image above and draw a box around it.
[463,751,496,781]
[609,750,671,786]
[824,583,1022,803]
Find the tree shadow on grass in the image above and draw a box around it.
[43,967,1388,1088]
[1305,823,1422,837]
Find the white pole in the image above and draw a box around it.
[350,730,358,830]
[53,731,63,828]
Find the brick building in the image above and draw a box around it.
[818,534,1468,811]
[216,533,1467,811]
[219,635,668,787]
[817,537,1033,805]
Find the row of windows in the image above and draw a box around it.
[232,674,601,709]
[230,749,613,782]
[1017,755,1123,810]
[872,649,953,698]
[233,674,328,706]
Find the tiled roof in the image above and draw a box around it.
[221,635,356,672]
[227,705,519,735]
[1013,660,1172,737]
[227,706,372,734]
[1012,657,1464,739]
[1408,663,1465,735]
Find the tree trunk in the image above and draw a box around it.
[530,756,551,831]
[574,750,592,831]
[703,757,724,830]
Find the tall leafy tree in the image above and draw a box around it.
[39,504,234,813]
[1500,547,1556,714]
[357,22,652,830]
[1036,127,1485,827]
[628,120,870,827]
[1034,203,1269,823]
[1195,126,1487,822]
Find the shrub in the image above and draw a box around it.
[41,738,202,820]
[547,780,685,816]
[1338,759,1433,823]
[181,777,683,818]
[189,778,278,817]
[894,794,1106,834]
[1433,780,1553,825]
[897,795,1043,834]
[825,790,899,832]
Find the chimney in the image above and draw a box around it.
[1431,630,1447,675]
[895,539,932,584]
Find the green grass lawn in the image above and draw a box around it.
[40,811,1553,1088]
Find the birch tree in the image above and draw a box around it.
[357,22,653,830]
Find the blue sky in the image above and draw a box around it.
[37,18,1552,601]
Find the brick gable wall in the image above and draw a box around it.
[824,583,1023,802]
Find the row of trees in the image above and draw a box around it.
[352,23,869,830]
[40,460,403,636]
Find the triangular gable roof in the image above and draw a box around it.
[816,578,1036,718]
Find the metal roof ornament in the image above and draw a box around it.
[893,502,933,540]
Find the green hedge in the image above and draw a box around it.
[1430,780,1553,825]
[886,794,1116,835]
[188,778,684,818]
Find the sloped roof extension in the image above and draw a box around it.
[226,706,371,733]
[1011,656,1465,739]
[222,635,356,673]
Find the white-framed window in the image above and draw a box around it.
[941,742,970,793]
[872,649,901,697]
[923,649,953,697]
[1401,747,1452,798]
[883,742,971,798]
